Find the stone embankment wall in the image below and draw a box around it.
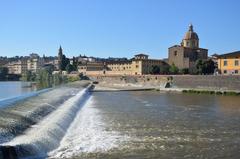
[91,75,170,88]
[90,75,240,91]
[172,75,240,91]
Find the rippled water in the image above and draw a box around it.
[52,91,240,159]
[1,87,240,159]
[0,82,35,100]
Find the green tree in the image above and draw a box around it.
[150,65,160,74]
[160,64,170,74]
[36,69,52,88]
[53,73,67,86]
[196,59,205,74]
[21,71,36,81]
[180,68,189,74]
[60,55,70,71]
[44,64,54,74]
[0,67,8,80]
[72,56,78,71]
[204,59,215,74]
[196,59,215,75]
[66,64,75,73]
[169,63,179,74]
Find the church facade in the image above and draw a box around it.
[168,24,208,73]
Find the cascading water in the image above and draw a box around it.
[0,86,84,144]
[0,85,92,159]
[48,95,127,159]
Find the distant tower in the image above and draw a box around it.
[181,24,199,48]
[58,46,63,70]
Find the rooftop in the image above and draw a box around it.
[134,53,149,57]
[217,51,240,58]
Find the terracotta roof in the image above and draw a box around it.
[107,60,132,64]
[217,51,240,58]
[134,53,149,57]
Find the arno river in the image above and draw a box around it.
[57,91,240,159]
[0,83,240,158]
[0,82,35,100]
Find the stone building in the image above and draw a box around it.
[168,24,208,73]
[78,62,105,76]
[78,54,168,76]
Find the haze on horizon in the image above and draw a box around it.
[0,0,239,58]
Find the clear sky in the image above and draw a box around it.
[0,0,239,58]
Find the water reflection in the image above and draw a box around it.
[0,82,36,100]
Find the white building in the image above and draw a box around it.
[27,57,44,73]
[7,60,27,75]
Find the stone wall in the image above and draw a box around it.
[172,75,240,91]
[91,75,169,88]
[90,75,240,91]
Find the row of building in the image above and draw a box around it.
[3,24,240,76]
[77,24,240,76]
[5,53,58,75]
[78,24,207,76]
[78,54,168,76]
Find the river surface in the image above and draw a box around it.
[0,82,36,100]
[0,85,240,159]
[49,91,240,159]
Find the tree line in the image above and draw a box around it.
[21,66,68,89]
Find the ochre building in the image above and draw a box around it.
[217,51,240,75]
[78,54,168,76]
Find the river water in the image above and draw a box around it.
[49,91,240,159]
[0,84,240,158]
[0,82,36,100]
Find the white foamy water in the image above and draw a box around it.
[3,87,90,158]
[48,96,127,159]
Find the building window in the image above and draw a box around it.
[235,60,239,66]
[223,70,227,74]
[174,51,177,56]
[136,65,139,68]
[235,70,239,74]
[223,60,228,66]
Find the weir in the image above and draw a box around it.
[0,84,93,159]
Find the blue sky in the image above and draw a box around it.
[0,0,239,58]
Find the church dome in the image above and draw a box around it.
[183,24,199,40]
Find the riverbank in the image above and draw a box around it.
[90,75,240,95]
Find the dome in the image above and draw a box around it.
[183,24,199,40]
